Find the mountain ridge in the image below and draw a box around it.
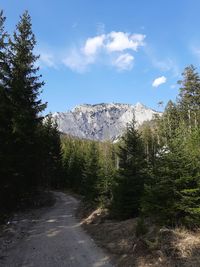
[52,102,162,141]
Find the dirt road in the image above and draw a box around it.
[1,192,113,267]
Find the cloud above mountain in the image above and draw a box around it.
[152,76,167,87]
[63,31,145,72]
[106,32,145,52]
[36,50,57,69]
[113,53,134,71]
[83,35,106,56]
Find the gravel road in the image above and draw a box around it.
[1,192,113,267]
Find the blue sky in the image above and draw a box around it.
[1,0,200,113]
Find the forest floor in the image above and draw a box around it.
[78,203,200,267]
[0,192,113,267]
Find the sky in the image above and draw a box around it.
[1,0,200,113]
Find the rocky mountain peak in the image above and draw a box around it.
[52,102,162,141]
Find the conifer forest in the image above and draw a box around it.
[2,8,200,267]
[1,10,200,228]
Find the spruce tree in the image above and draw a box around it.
[111,119,147,219]
[9,11,46,195]
[142,142,183,225]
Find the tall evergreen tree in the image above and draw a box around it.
[111,119,147,219]
[9,11,46,195]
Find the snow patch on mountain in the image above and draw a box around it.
[52,102,161,141]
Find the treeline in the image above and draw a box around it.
[62,136,117,206]
[0,11,62,213]
[142,65,200,227]
[62,65,200,228]
[61,121,147,219]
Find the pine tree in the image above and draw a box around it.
[9,11,46,195]
[142,143,182,225]
[111,119,147,219]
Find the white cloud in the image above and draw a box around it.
[38,52,56,68]
[35,30,145,73]
[83,35,105,56]
[63,31,145,72]
[113,53,134,71]
[152,76,167,87]
[63,48,95,73]
[106,32,145,52]
[82,32,145,56]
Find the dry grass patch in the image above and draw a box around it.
[77,204,200,267]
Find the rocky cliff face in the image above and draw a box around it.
[52,102,161,141]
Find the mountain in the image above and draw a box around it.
[52,102,162,141]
